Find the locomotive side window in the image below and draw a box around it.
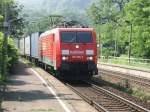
[61,32,76,42]
[77,32,92,43]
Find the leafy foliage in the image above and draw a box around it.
[26,15,65,34]
[125,0,150,58]
[87,0,150,58]
[0,32,18,81]
[0,0,25,38]
[7,37,19,71]
[0,0,23,82]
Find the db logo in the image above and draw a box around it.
[70,50,84,54]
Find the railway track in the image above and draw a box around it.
[33,61,150,111]
[98,68,150,91]
[67,81,150,112]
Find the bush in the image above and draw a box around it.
[7,37,19,71]
[0,32,3,82]
[132,87,150,102]
[0,32,19,81]
[0,15,3,22]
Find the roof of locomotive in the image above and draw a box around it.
[40,28,94,37]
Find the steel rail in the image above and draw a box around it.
[91,83,150,112]
[67,82,150,112]
[66,83,109,112]
[98,68,150,88]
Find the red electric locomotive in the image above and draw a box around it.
[39,28,98,80]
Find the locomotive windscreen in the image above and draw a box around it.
[61,32,76,42]
[61,31,92,43]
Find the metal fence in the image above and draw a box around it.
[99,56,150,66]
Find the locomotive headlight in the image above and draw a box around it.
[62,56,69,60]
[86,50,94,55]
[87,56,93,60]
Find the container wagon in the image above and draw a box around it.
[19,37,25,56]
[24,36,30,59]
[30,32,41,64]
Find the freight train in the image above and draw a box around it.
[19,28,98,80]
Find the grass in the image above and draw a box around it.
[21,58,36,67]
[132,87,150,102]
[102,79,150,103]
[103,79,133,94]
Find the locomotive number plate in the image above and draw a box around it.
[72,56,83,59]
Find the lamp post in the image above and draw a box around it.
[2,17,21,81]
[114,24,118,57]
[98,25,101,59]
[1,1,9,81]
[128,23,132,63]
[125,20,132,63]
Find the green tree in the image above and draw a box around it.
[125,0,150,58]
[87,0,150,60]
[87,0,130,57]
[25,15,65,34]
[0,0,24,82]
[0,0,24,37]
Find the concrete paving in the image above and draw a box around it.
[34,66,98,112]
[2,62,71,112]
[2,62,98,112]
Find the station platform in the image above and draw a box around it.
[2,62,98,112]
[98,63,150,80]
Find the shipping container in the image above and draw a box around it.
[19,38,25,55]
[25,36,30,56]
[13,38,19,49]
[31,32,40,59]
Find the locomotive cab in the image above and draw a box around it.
[58,28,98,79]
[39,28,98,80]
